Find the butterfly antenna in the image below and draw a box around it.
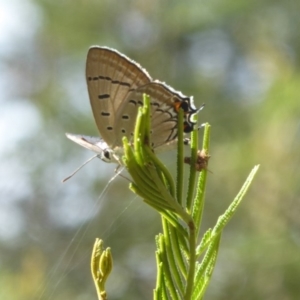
[196,103,205,113]
[62,154,98,182]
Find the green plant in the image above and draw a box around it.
[91,94,259,300]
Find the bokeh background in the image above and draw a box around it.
[1,1,299,299]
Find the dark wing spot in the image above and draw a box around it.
[122,115,129,119]
[179,101,189,112]
[112,80,131,87]
[107,126,113,130]
[183,121,193,133]
[98,94,110,99]
[98,76,112,81]
[151,102,160,107]
[89,75,131,87]
[121,129,126,133]
[129,100,137,105]
[101,112,110,116]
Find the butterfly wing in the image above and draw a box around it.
[66,133,107,154]
[114,81,197,150]
[86,47,152,147]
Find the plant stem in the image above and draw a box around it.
[184,222,196,299]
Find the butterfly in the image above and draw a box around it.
[66,46,202,164]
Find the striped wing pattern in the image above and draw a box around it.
[121,82,194,149]
[85,46,198,153]
[86,47,151,147]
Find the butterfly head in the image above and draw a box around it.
[99,147,120,164]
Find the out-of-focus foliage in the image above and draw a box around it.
[1,0,299,299]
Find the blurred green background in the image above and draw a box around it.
[1,0,299,299]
